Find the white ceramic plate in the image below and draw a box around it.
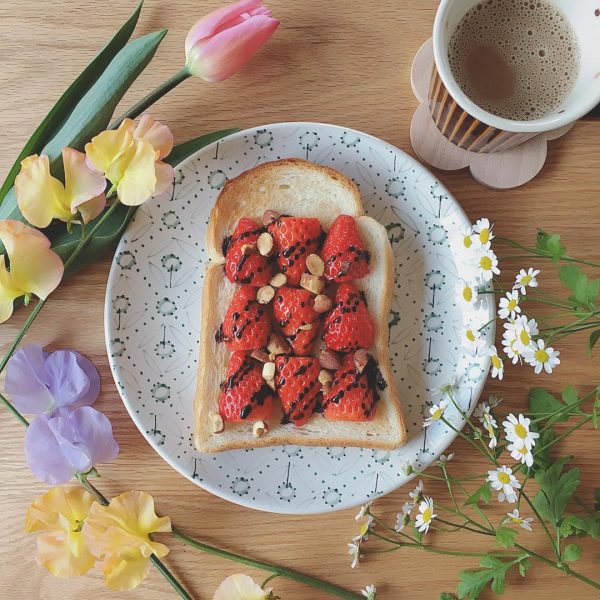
[105,122,494,514]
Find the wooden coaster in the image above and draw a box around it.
[410,38,574,189]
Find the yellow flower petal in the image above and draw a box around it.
[113,139,158,206]
[213,574,268,600]
[0,221,63,307]
[15,154,70,227]
[62,148,106,222]
[134,115,174,160]
[85,122,134,176]
[100,555,151,591]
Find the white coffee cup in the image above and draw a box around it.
[429,0,600,153]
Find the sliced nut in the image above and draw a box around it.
[300,273,325,294]
[318,369,333,385]
[354,349,372,374]
[267,333,290,356]
[253,420,268,438]
[262,210,281,226]
[257,232,274,256]
[262,361,276,381]
[319,348,341,371]
[209,411,224,434]
[306,253,325,277]
[298,323,313,331]
[270,273,287,288]
[240,243,255,255]
[251,349,270,363]
[313,294,332,313]
[257,285,275,304]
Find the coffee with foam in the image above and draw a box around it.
[448,0,580,121]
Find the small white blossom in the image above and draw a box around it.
[462,319,485,354]
[353,516,374,544]
[436,453,455,466]
[505,509,534,532]
[507,315,539,353]
[472,218,494,246]
[459,225,476,250]
[395,502,412,532]
[487,345,504,380]
[513,268,540,295]
[361,584,377,599]
[487,466,521,503]
[423,400,449,428]
[399,460,414,477]
[408,480,424,504]
[472,245,500,282]
[508,440,534,467]
[498,290,521,320]
[503,413,539,451]
[348,542,361,569]
[524,339,561,374]
[355,502,372,521]
[456,280,480,307]
[415,497,436,533]
[502,327,522,364]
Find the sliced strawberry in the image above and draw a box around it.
[321,215,370,282]
[267,216,324,286]
[273,287,320,354]
[218,351,276,422]
[323,283,374,352]
[224,218,271,286]
[218,285,270,351]
[274,356,321,426]
[322,353,377,421]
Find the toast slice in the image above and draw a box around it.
[194,159,407,452]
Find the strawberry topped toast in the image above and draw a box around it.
[194,158,407,452]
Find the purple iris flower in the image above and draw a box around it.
[5,344,119,484]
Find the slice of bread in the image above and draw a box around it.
[194,159,407,452]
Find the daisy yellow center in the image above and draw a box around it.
[498,472,511,485]
[518,446,527,456]
[466,329,476,342]
[480,256,492,271]
[463,287,473,302]
[519,330,531,346]
[422,507,433,522]
[520,274,532,286]
[534,348,550,363]
[510,517,522,524]
[491,355,502,369]
[514,423,528,439]
[479,229,490,244]
[507,299,518,311]
[463,235,472,248]
[510,340,521,355]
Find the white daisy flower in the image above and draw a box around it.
[462,319,485,354]
[474,401,492,422]
[353,516,374,544]
[484,414,498,449]
[487,466,521,503]
[456,280,480,307]
[460,225,475,250]
[524,339,561,374]
[504,509,534,532]
[473,218,494,246]
[355,502,372,521]
[348,542,361,569]
[399,460,414,476]
[362,584,377,599]
[415,497,436,533]
[513,268,540,295]
[498,290,521,320]
[436,453,455,466]
[503,413,539,451]
[423,400,449,428]
[509,315,539,353]
[502,328,523,364]
[395,502,413,532]
[508,440,534,467]
[408,480,424,504]
[472,246,500,282]
[487,345,504,380]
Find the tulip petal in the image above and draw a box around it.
[134,115,174,160]
[114,139,157,206]
[5,344,54,414]
[154,161,175,196]
[185,0,262,54]
[62,147,107,216]
[188,15,279,83]
[85,123,134,176]
[15,155,69,228]
[0,255,22,322]
[0,221,64,301]
[45,350,100,408]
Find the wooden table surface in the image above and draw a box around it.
[1,1,599,598]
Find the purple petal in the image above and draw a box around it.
[5,344,53,415]
[69,406,119,464]
[45,350,100,408]
[24,414,76,484]
[47,408,94,473]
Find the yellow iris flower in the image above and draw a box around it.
[0,220,64,322]
[15,148,106,228]
[85,115,174,207]
[82,490,171,591]
[25,486,96,579]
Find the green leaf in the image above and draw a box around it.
[440,594,458,600]
[518,557,532,577]
[533,458,580,526]
[465,482,492,506]
[164,128,241,167]
[595,488,600,512]
[563,543,582,562]
[589,330,600,357]
[559,265,600,306]
[560,515,600,539]
[457,556,513,599]
[495,526,517,549]
[528,388,569,423]
[0,28,167,251]
[562,385,578,405]
[536,230,566,262]
[592,395,599,430]
[0,1,144,205]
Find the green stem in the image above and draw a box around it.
[495,237,600,268]
[261,573,280,589]
[172,527,361,600]
[520,490,560,560]
[148,555,193,600]
[0,392,29,427]
[111,68,191,129]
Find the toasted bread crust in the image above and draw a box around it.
[195,160,407,452]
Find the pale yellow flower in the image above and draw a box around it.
[213,574,270,600]
[82,491,171,591]
[15,149,106,227]
[25,486,96,579]
[0,220,64,322]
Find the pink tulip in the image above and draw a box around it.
[185,0,279,83]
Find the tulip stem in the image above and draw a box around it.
[110,68,191,130]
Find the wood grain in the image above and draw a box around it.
[0,1,599,598]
